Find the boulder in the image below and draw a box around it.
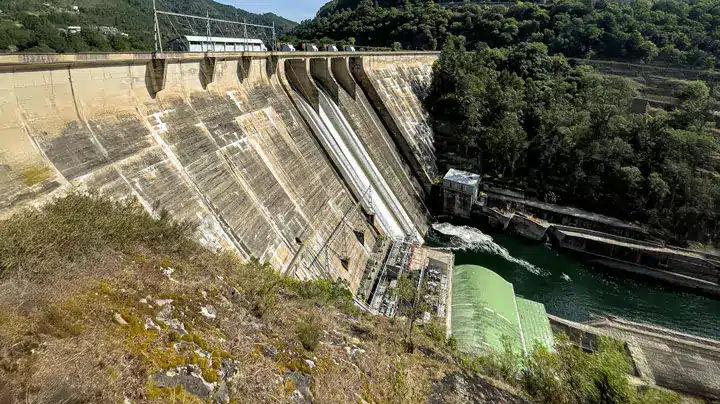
[152,365,214,400]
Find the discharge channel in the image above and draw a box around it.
[430,222,720,340]
[296,85,422,242]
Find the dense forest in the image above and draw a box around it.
[0,0,296,53]
[292,0,720,68]
[426,37,720,243]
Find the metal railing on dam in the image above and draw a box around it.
[0,50,438,293]
[0,50,439,67]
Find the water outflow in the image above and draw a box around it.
[432,222,547,276]
[296,86,422,242]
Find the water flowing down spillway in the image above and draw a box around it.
[296,86,422,242]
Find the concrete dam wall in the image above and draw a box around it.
[0,51,437,293]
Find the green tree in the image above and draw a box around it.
[393,273,428,352]
[427,37,720,244]
[294,0,720,69]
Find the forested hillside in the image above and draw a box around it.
[292,0,720,243]
[0,0,296,53]
[292,0,720,69]
[427,37,720,243]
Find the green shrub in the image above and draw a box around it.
[286,278,355,312]
[0,191,197,276]
[637,387,681,404]
[521,343,572,404]
[239,259,281,318]
[295,315,320,351]
[520,335,654,404]
[458,336,520,382]
[423,317,447,345]
[447,336,458,353]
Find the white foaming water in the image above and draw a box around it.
[432,222,547,276]
[295,86,422,242]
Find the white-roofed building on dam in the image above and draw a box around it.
[168,36,267,52]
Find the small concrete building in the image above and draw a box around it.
[442,169,481,218]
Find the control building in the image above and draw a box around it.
[442,169,481,218]
[168,36,267,52]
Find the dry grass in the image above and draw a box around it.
[0,192,197,277]
[0,193,477,404]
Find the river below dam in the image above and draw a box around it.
[430,222,720,340]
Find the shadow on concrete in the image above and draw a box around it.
[144,64,159,99]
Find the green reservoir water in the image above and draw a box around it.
[430,223,720,340]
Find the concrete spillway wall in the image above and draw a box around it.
[0,51,437,293]
[350,54,438,192]
[309,57,430,236]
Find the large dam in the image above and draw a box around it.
[0,51,438,293]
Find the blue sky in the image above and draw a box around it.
[219,0,325,22]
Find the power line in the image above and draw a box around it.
[152,6,276,53]
[156,10,273,30]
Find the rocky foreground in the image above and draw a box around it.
[0,194,525,403]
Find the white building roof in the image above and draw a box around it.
[443,169,480,187]
[176,36,264,44]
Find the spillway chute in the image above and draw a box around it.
[294,84,423,243]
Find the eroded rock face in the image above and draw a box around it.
[284,371,314,404]
[201,305,217,320]
[156,304,187,336]
[428,372,529,404]
[144,318,161,331]
[165,319,188,336]
[113,313,128,325]
[219,358,237,381]
[214,382,229,404]
[151,359,239,404]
